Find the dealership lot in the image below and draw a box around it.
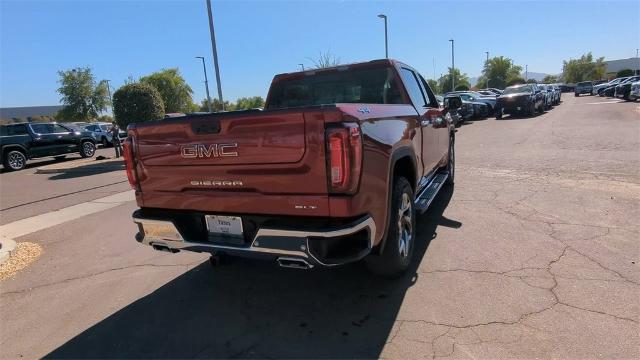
[0,96,638,358]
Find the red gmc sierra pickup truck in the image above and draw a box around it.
[124,59,461,276]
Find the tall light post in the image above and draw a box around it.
[104,79,112,114]
[525,64,528,81]
[636,49,639,75]
[485,51,489,89]
[378,14,388,58]
[196,56,212,112]
[449,39,455,92]
[206,0,224,110]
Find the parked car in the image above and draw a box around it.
[84,122,126,147]
[126,59,462,277]
[629,81,640,101]
[574,81,594,96]
[477,90,498,97]
[495,84,545,119]
[537,84,554,110]
[479,88,503,95]
[559,84,574,93]
[614,76,640,100]
[0,122,97,171]
[594,77,629,96]
[546,84,562,105]
[446,91,497,115]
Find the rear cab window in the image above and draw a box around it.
[266,66,406,109]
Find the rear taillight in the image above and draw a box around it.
[326,124,362,194]
[122,136,139,191]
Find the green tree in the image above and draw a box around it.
[200,98,235,112]
[542,75,558,83]
[140,68,194,113]
[616,69,634,77]
[562,52,606,83]
[426,79,440,94]
[235,96,265,110]
[455,84,469,91]
[112,83,165,128]
[526,79,537,84]
[480,56,522,89]
[97,114,113,122]
[506,77,526,86]
[438,68,470,93]
[56,67,110,121]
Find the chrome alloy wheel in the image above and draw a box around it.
[397,192,413,258]
[8,152,25,170]
[83,142,95,157]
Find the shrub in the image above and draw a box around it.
[616,69,634,77]
[454,85,469,91]
[113,83,165,128]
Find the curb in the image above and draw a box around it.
[0,237,17,265]
[36,159,124,174]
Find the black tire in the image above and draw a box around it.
[495,108,503,120]
[3,150,27,171]
[101,137,109,148]
[79,141,96,158]
[445,135,455,186]
[365,177,415,277]
[574,93,579,97]
[54,155,66,161]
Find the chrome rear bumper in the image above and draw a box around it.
[132,213,376,267]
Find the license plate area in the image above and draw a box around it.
[205,215,244,245]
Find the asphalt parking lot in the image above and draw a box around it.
[0,95,638,359]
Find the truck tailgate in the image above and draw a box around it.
[131,110,331,214]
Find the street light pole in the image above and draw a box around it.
[525,64,528,81]
[196,56,212,112]
[636,49,639,75]
[485,51,489,89]
[378,14,388,58]
[449,39,455,92]
[206,0,224,110]
[104,79,113,116]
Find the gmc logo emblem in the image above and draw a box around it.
[181,143,238,158]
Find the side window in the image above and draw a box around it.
[4,125,29,136]
[399,68,427,108]
[30,124,51,134]
[52,124,69,133]
[417,74,438,108]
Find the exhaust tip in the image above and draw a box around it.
[277,257,312,270]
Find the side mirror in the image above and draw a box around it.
[443,96,462,112]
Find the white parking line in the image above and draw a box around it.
[0,191,134,240]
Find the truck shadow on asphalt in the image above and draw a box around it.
[45,187,457,359]
[47,160,125,180]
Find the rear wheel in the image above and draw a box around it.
[366,177,415,277]
[446,135,455,186]
[3,150,27,171]
[495,108,503,119]
[101,137,109,148]
[79,141,96,158]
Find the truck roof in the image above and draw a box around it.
[272,58,407,82]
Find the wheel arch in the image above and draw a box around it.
[376,146,417,255]
[1,144,28,160]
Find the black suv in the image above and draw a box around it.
[0,122,97,171]
[495,84,545,118]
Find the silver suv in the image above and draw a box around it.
[575,81,593,96]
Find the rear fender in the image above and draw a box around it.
[376,146,417,255]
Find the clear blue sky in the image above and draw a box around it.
[1,0,638,107]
